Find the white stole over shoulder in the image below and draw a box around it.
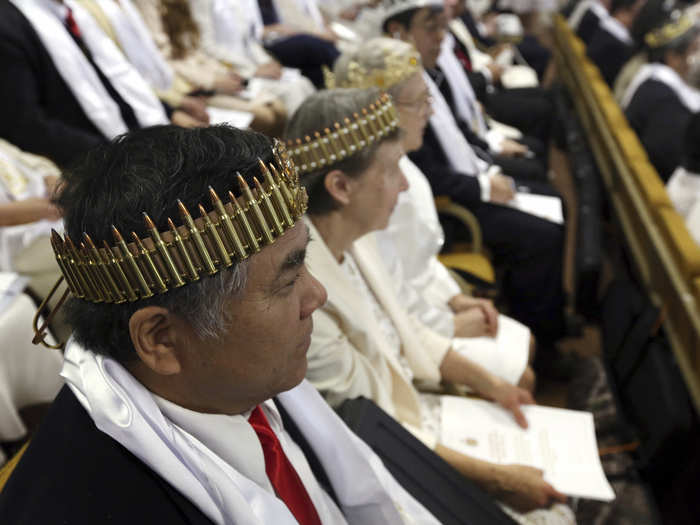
[10,0,167,140]
[93,0,174,91]
[568,0,608,30]
[599,15,633,45]
[437,33,488,136]
[61,341,438,524]
[423,70,491,195]
[621,63,700,111]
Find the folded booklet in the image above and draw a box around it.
[440,396,615,501]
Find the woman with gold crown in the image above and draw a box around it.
[286,85,575,522]
[622,14,700,181]
[331,36,573,379]
[329,37,537,391]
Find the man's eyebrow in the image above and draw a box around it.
[274,226,311,280]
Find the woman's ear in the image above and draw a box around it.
[323,169,354,206]
[129,306,182,375]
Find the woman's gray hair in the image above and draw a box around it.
[333,37,423,99]
[168,261,249,341]
[284,87,402,215]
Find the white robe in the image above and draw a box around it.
[188,0,315,112]
[376,157,529,385]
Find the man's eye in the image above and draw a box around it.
[286,273,302,288]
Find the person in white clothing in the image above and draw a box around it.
[286,88,574,522]
[187,0,316,114]
[0,139,62,299]
[331,37,535,390]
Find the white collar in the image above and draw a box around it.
[600,16,633,45]
[622,62,700,112]
[152,394,275,494]
[423,70,487,175]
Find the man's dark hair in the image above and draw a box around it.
[55,125,274,363]
[382,5,443,33]
[284,88,402,216]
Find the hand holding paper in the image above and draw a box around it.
[495,464,568,512]
[441,397,616,501]
[486,381,534,429]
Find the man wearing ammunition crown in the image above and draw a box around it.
[0,125,440,524]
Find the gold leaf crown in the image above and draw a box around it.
[49,141,307,306]
[645,14,696,49]
[285,93,400,176]
[324,49,421,90]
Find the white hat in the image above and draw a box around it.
[381,0,444,24]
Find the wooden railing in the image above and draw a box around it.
[553,14,700,414]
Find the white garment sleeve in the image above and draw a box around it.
[478,172,492,202]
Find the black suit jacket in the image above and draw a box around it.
[0,0,106,167]
[586,25,634,87]
[0,386,215,524]
[625,78,692,182]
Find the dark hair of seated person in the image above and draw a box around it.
[381,5,443,33]
[54,125,274,364]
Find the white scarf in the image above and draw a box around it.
[621,62,700,112]
[423,70,489,177]
[437,33,488,137]
[10,0,167,140]
[93,0,174,91]
[568,0,608,30]
[600,15,633,46]
[61,340,438,524]
[667,166,700,217]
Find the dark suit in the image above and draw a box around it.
[0,386,215,524]
[586,24,634,87]
[409,127,566,346]
[576,8,604,43]
[625,78,694,182]
[430,67,549,184]
[0,1,107,167]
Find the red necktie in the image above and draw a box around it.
[65,7,82,39]
[248,406,322,525]
[454,42,473,72]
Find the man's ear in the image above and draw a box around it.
[129,306,182,375]
[386,20,407,40]
[323,169,354,206]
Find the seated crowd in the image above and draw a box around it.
[0,0,695,523]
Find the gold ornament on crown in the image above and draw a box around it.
[324,49,421,90]
[645,14,696,49]
[33,140,308,348]
[285,93,401,176]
